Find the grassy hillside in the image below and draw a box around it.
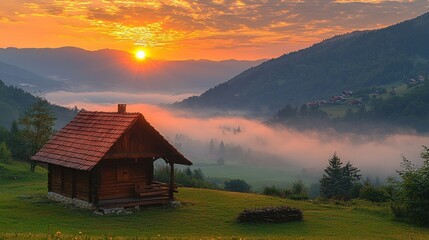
[1,161,428,239]
[178,12,429,115]
[271,80,429,132]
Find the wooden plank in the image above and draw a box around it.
[98,197,170,209]
[139,191,168,197]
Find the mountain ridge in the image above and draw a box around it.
[0,47,264,95]
[177,12,429,115]
[0,79,76,129]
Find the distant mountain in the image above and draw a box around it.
[0,61,66,92]
[177,12,429,115]
[0,47,263,94]
[0,79,76,129]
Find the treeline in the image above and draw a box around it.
[0,79,77,129]
[153,164,252,193]
[0,99,56,171]
[273,81,429,132]
[262,151,429,226]
[345,81,429,131]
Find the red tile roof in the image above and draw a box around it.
[31,111,192,170]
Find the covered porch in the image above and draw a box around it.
[95,157,179,209]
[98,181,178,209]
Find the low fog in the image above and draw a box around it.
[45,94,429,183]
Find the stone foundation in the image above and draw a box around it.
[47,192,93,210]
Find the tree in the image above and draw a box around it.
[390,147,429,225]
[219,141,226,157]
[193,168,204,180]
[185,167,192,176]
[341,161,361,192]
[8,120,29,161]
[224,179,252,192]
[320,153,361,200]
[0,141,12,163]
[217,141,226,165]
[209,139,215,155]
[291,179,307,195]
[19,99,56,172]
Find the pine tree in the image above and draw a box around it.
[219,141,226,157]
[320,153,344,198]
[19,99,56,172]
[209,139,215,155]
[217,141,226,165]
[320,153,361,200]
[8,120,29,161]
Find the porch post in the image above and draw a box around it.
[169,162,174,200]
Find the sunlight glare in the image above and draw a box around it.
[135,50,146,60]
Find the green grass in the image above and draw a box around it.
[194,163,311,191]
[1,161,428,240]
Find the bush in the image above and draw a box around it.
[289,194,309,200]
[359,185,389,202]
[263,183,310,200]
[262,186,291,198]
[224,179,252,192]
[390,147,429,225]
[237,206,303,223]
[263,185,282,196]
[0,142,12,163]
[153,165,216,189]
[291,179,306,195]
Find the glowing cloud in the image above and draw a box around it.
[0,0,428,59]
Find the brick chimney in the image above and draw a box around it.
[118,104,127,114]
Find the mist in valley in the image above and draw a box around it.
[45,93,429,190]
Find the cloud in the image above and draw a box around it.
[1,0,428,59]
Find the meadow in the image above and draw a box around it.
[1,161,428,239]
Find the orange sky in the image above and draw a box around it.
[1,0,428,60]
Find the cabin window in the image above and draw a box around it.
[116,165,129,182]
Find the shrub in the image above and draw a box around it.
[0,142,12,163]
[224,179,252,192]
[359,185,389,202]
[262,185,282,197]
[291,179,306,195]
[153,164,216,189]
[289,194,309,200]
[237,206,303,223]
[390,148,429,225]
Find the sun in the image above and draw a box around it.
[135,50,146,60]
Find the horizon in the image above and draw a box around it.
[1,1,428,60]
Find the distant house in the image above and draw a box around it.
[306,102,319,108]
[31,104,192,209]
[342,90,353,96]
[329,95,346,103]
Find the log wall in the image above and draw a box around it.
[98,158,153,200]
[108,118,166,154]
[48,164,90,201]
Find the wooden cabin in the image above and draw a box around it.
[31,104,192,209]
